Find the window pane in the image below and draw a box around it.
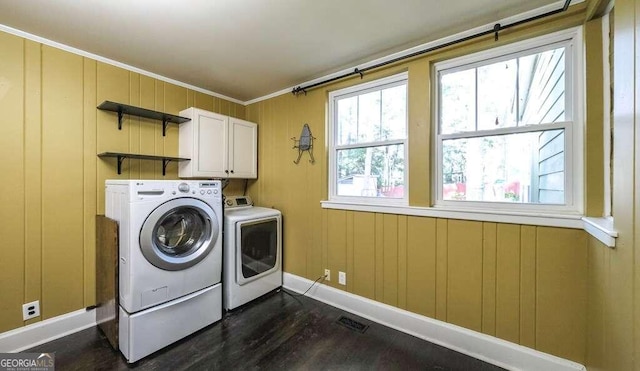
[519,47,566,125]
[440,69,475,134]
[337,144,404,198]
[440,46,567,134]
[358,91,381,142]
[381,85,407,140]
[477,59,518,130]
[441,129,564,204]
[337,83,407,146]
[337,96,358,145]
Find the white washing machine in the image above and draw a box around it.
[223,196,282,310]
[105,180,223,363]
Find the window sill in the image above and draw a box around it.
[320,201,618,248]
[582,216,617,248]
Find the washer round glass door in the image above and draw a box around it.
[140,198,219,271]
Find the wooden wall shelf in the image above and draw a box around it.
[97,101,190,136]
[98,152,190,176]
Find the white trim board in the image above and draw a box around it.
[0,24,243,105]
[245,0,586,105]
[0,0,585,107]
[321,200,584,228]
[582,216,617,247]
[283,272,586,371]
[321,201,618,247]
[0,309,96,353]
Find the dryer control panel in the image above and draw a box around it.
[225,195,253,209]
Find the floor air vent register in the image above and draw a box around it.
[336,316,369,333]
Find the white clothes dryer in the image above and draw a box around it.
[223,196,282,311]
[105,180,223,363]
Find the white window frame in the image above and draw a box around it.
[601,12,612,217]
[328,72,409,206]
[433,27,584,215]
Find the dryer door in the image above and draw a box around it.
[236,216,281,285]
[140,198,219,271]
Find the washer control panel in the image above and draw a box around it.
[133,180,221,200]
[178,183,190,193]
[224,195,253,209]
[198,181,221,199]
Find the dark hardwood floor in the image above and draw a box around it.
[28,290,504,370]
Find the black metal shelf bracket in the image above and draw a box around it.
[116,155,125,175]
[162,118,169,137]
[97,152,190,176]
[117,109,124,130]
[162,159,171,176]
[97,101,190,137]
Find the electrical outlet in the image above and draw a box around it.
[338,271,346,285]
[324,269,330,281]
[23,300,40,321]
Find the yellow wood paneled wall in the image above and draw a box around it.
[586,1,640,370]
[245,3,594,364]
[323,212,588,357]
[332,214,587,361]
[587,233,639,371]
[0,30,244,333]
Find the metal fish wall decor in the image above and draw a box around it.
[292,123,315,164]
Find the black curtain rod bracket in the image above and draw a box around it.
[290,0,572,96]
[292,87,307,96]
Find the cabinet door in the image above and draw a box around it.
[228,118,257,179]
[196,110,228,177]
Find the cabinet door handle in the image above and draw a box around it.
[230,170,234,174]
[225,170,229,174]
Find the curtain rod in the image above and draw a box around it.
[292,0,572,96]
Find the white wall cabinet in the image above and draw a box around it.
[228,117,258,178]
[179,107,257,179]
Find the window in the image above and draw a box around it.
[328,73,408,204]
[434,29,583,213]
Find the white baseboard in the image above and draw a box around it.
[0,308,96,352]
[283,272,586,371]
